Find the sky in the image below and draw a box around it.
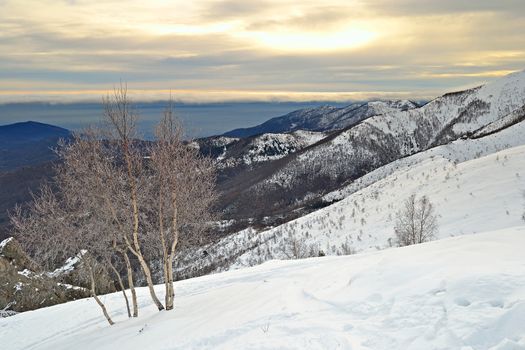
[1,0,524,103]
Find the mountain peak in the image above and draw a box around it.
[0,120,69,136]
[0,120,69,132]
[0,120,70,148]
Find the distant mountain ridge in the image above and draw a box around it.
[222,100,418,138]
[0,121,70,145]
[0,121,70,171]
[0,121,71,239]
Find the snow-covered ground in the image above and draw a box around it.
[2,227,525,349]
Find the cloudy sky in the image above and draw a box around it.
[1,0,524,103]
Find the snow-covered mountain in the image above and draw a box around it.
[3,227,525,349]
[174,118,525,276]
[259,71,525,189]
[187,71,525,241]
[218,71,525,219]
[223,100,418,138]
[3,71,525,349]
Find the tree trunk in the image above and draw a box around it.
[125,146,165,311]
[135,252,165,311]
[165,253,175,310]
[122,251,138,317]
[158,191,170,309]
[165,236,178,311]
[163,259,170,308]
[89,266,115,326]
[164,188,179,311]
[109,261,131,318]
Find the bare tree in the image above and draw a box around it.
[146,102,217,310]
[11,85,218,321]
[100,86,165,311]
[11,184,117,325]
[394,194,438,247]
[107,256,131,318]
[56,129,140,317]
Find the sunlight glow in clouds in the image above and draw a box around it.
[243,27,377,52]
[0,0,524,102]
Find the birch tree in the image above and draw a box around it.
[146,104,217,310]
[12,85,218,321]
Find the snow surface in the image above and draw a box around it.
[324,112,525,203]
[2,227,525,349]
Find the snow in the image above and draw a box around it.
[17,269,32,277]
[0,236,13,253]
[13,282,23,292]
[47,250,86,278]
[57,283,87,291]
[324,114,525,202]
[2,227,525,349]
[242,131,326,165]
[217,130,326,169]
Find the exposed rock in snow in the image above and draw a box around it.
[0,238,91,313]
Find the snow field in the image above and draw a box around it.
[2,227,525,349]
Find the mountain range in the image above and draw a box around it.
[1,70,525,338]
[1,70,525,256]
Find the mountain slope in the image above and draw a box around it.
[0,162,55,241]
[0,121,70,171]
[175,116,525,275]
[0,121,70,239]
[225,71,525,217]
[2,227,525,349]
[0,121,69,146]
[223,100,418,138]
[196,130,327,172]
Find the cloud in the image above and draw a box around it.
[246,6,360,31]
[199,0,272,20]
[0,0,523,102]
[364,0,525,16]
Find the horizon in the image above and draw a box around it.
[0,100,355,138]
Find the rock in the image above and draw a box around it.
[0,237,40,271]
[0,237,91,313]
